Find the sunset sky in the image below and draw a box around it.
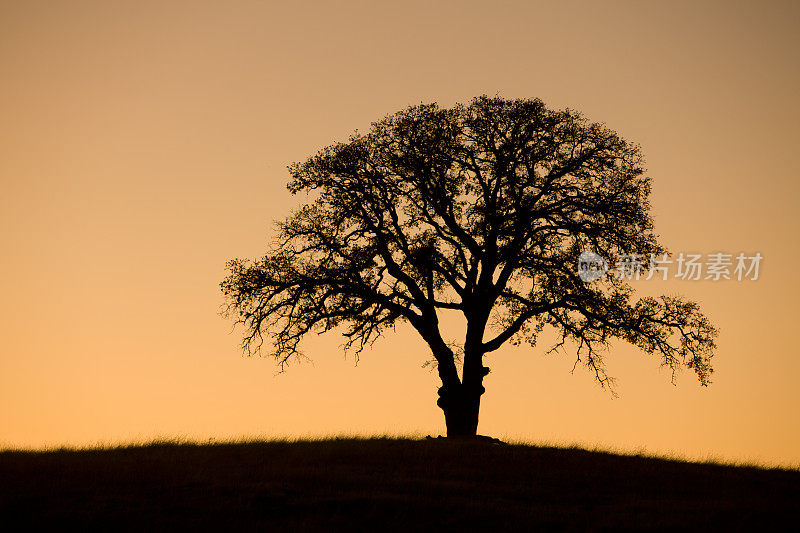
[1,1,799,466]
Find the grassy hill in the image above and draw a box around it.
[1,437,798,531]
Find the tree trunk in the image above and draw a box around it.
[439,296,492,438]
[437,382,484,438]
[426,328,488,438]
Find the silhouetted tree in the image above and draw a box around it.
[221,96,717,437]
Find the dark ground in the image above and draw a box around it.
[1,437,798,531]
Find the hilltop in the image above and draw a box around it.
[1,437,798,531]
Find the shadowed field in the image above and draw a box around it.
[1,438,798,531]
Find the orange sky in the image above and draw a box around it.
[1,0,799,466]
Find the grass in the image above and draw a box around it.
[1,437,798,531]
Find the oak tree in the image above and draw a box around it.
[221,96,717,437]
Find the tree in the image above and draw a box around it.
[221,96,717,438]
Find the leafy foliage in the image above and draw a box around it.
[221,96,717,394]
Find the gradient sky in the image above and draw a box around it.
[1,0,799,465]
